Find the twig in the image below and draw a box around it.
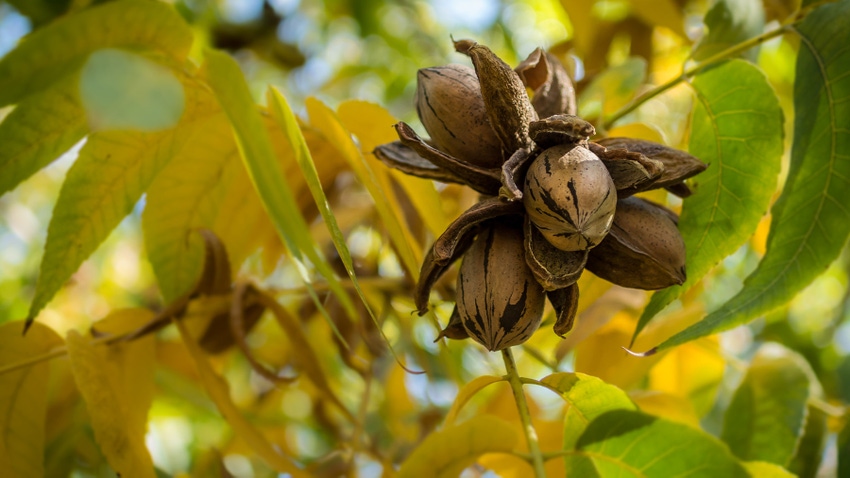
[502,348,546,477]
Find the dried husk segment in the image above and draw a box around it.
[457,223,546,351]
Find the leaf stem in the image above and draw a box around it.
[502,347,546,477]
[601,25,790,130]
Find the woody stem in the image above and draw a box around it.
[502,347,547,477]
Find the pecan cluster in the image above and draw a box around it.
[374,39,706,351]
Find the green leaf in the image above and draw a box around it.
[28,85,214,323]
[839,418,850,477]
[789,405,827,478]
[203,49,353,341]
[0,79,88,197]
[637,60,783,340]
[721,344,814,466]
[655,1,850,350]
[80,49,185,131]
[0,0,193,107]
[578,57,646,120]
[537,372,635,450]
[566,409,749,477]
[305,97,423,280]
[693,0,766,62]
[444,376,504,426]
[0,321,63,478]
[397,415,518,478]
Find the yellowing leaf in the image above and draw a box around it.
[28,81,216,323]
[444,375,504,426]
[648,338,725,416]
[743,461,797,477]
[337,100,449,238]
[306,97,422,279]
[143,113,238,301]
[0,0,193,107]
[175,317,308,477]
[88,309,158,453]
[628,0,687,37]
[558,1,595,56]
[537,372,635,449]
[606,122,665,143]
[579,57,646,120]
[0,322,62,478]
[67,316,156,478]
[204,50,353,343]
[80,49,185,131]
[0,79,87,196]
[630,390,701,428]
[397,415,518,478]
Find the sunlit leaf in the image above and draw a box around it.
[28,82,215,323]
[0,0,193,107]
[789,405,827,478]
[605,122,664,143]
[0,322,62,478]
[67,321,156,477]
[648,338,725,416]
[204,49,352,341]
[80,49,185,131]
[142,113,237,301]
[444,375,504,426]
[628,0,687,38]
[397,415,518,478]
[655,2,850,350]
[174,315,308,476]
[565,409,749,477]
[557,1,595,57]
[88,309,158,446]
[338,100,449,237]
[578,57,646,120]
[306,97,422,279]
[743,461,797,477]
[0,79,87,197]
[537,372,635,449]
[722,343,816,466]
[638,60,783,341]
[630,390,701,428]
[693,0,765,62]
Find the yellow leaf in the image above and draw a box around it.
[143,113,241,301]
[558,1,596,56]
[88,309,158,451]
[630,390,701,428]
[174,317,308,477]
[382,366,419,444]
[628,0,687,37]
[648,337,725,416]
[444,375,504,426]
[29,78,217,322]
[743,461,797,477]
[67,310,157,478]
[306,97,422,279]
[0,321,63,478]
[340,99,449,237]
[0,0,193,107]
[606,122,665,143]
[397,415,518,478]
[0,78,88,196]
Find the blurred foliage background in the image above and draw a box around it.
[1,0,849,476]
